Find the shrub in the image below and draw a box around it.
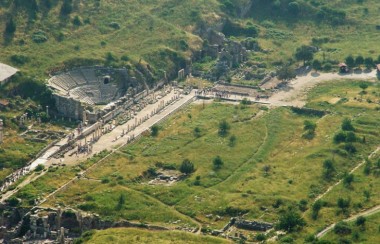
[277,209,306,232]
[109,22,121,29]
[5,17,16,35]
[60,0,73,16]
[180,159,195,174]
[32,31,48,43]
[342,118,355,131]
[213,156,224,170]
[7,197,20,207]
[34,164,45,172]
[193,127,201,138]
[218,120,230,137]
[256,233,266,241]
[229,135,236,147]
[151,125,159,137]
[115,194,126,210]
[337,197,350,213]
[72,16,82,26]
[101,177,110,184]
[10,54,30,65]
[334,131,347,144]
[344,143,357,154]
[355,216,366,227]
[343,173,354,187]
[334,221,352,235]
[323,159,336,180]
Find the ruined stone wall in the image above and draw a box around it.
[54,95,84,121]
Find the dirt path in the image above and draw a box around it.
[313,146,380,204]
[268,70,377,107]
[316,204,380,238]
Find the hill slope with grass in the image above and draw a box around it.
[1,0,380,84]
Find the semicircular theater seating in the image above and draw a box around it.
[48,68,121,105]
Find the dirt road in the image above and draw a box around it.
[316,204,380,238]
[268,70,377,107]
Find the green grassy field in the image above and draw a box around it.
[20,79,373,242]
[80,228,230,244]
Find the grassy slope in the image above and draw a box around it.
[84,228,230,244]
[321,212,380,244]
[253,0,380,66]
[0,0,220,78]
[2,0,380,80]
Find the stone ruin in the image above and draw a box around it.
[48,67,145,123]
[221,217,273,233]
[0,207,169,243]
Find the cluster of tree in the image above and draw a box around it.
[3,0,75,40]
[250,0,347,25]
[345,55,377,69]
[333,118,358,154]
[337,197,351,215]
[302,120,317,140]
[363,159,380,177]
[311,199,326,220]
[222,19,259,37]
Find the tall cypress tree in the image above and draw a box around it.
[5,17,16,35]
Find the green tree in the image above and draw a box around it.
[277,209,306,232]
[60,0,73,16]
[312,59,322,72]
[364,57,374,69]
[213,156,224,170]
[334,221,352,235]
[288,2,300,16]
[41,0,52,11]
[116,193,126,210]
[334,131,347,144]
[356,216,366,228]
[151,125,159,137]
[342,118,355,131]
[343,173,354,188]
[355,55,364,67]
[229,135,236,147]
[7,197,20,207]
[359,82,369,93]
[72,16,82,26]
[323,159,335,180]
[345,55,355,68]
[295,45,314,66]
[363,190,371,201]
[193,127,201,138]
[277,64,296,82]
[363,160,372,175]
[180,159,195,174]
[337,197,350,214]
[218,120,230,137]
[311,200,323,220]
[5,17,16,35]
[304,120,316,131]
